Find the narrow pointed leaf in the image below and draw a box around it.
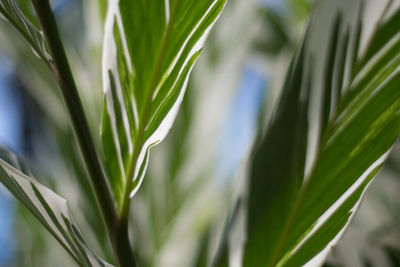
[321,14,341,136]
[0,0,51,66]
[0,149,113,267]
[358,7,400,71]
[102,0,227,206]
[244,36,311,266]
[350,2,363,80]
[242,4,400,267]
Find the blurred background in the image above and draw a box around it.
[0,0,399,266]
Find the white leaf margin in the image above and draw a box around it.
[0,157,113,267]
[101,0,227,198]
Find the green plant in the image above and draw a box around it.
[0,0,399,266]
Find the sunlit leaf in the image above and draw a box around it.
[0,0,51,66]
[241,2,400,267]
[0,148,113,267]
[101,0,227,206]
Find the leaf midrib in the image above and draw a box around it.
[120,0,181,217]
[265,33,398,267]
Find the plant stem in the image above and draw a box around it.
[31,1,136,266]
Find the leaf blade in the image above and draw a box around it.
[101,0,227,206]
[0,0,51,66]
[242,3,400,267]
[0,149,113,267]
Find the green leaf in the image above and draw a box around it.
[0,0,51,66]
[101,0,227,207]
[244,32,311,266]
[356,5,400,73]
[242,3,400,267]
[0,148,113,267]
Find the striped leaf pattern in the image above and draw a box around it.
[101,0,227,206]
[0,0,51,66]
[0,149,113,267]
[242,3,400,267]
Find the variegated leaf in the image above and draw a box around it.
[213,2,400,267]
[102,0,227,206]
[0,148,113,267]
[0,0,51,65]
[243,3,400,267]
